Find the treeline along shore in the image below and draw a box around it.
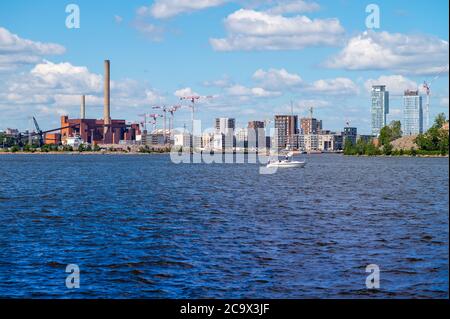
[343,113,449,157]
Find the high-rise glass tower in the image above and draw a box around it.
[371,85,389,136]
[403,90,423,135]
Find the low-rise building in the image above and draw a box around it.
[5,128,19,136]
[174,132,191,148]
[45,133,61,145]
[304,134,319,152]
[343,127,357,146]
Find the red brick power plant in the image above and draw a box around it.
[60,60,140,144]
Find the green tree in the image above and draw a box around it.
[415,113,448,155]
[365,141,379,156]
[343,138,355,155]
[379,121,402,146]
[390,120,402,140]
[383,143,393,155]
[433,113,447,129]
[10,145,19,153]
[379,126,392,146]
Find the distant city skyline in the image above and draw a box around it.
[0,0,448,134]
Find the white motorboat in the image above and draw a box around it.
[266,159,306,168]
[265,151,306,168]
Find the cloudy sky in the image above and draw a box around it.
[0,0,448,134]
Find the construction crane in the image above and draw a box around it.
[264,118,273,128]
[168,105,181,136]
[152,105,170,143]
[422,64,449,130]
[148,113,163,132]
[309,106,314,119]
[179,95,213,134]
[138,113,152,132]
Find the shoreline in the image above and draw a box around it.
[0,151,161,155]
[0,151,447,158]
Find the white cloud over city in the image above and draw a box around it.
[252,68,303,90]
[364,75,419,96]
[0,27,65,72]
[210,9,344,51]
[325,31,449,76]
[0,59,165,124]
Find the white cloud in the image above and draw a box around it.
[0,60,165,121]
[306,77,359,96]
[226,84,281,98]
[325,31,449,75]
[30,60,102,94]
[252,68,302,89]
[294,99,330,109]
[203,76,234,88]
[204,70,358,103]
[174,87,199,98]
[37,105,69,116]
[210,9,344,51]
[53,94,103,108]
[266,0,320,15]
[141,0,226,19]
[440,96,449,108]
[364,75,418,96]
[0,27,65,71]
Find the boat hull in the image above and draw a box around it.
[266,161,306,168]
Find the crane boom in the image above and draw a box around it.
[422,64,449,130]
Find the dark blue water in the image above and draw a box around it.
[0,154,448,298]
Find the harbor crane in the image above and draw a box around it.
[422,64,449,130]
[16,117,79,147]
[32,116,44,146]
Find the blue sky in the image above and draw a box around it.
[0,0,448,134]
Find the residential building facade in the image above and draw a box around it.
[371,85,389,136]
[403,89,423,135]
[300,118,322,135]
[274,115,298,149]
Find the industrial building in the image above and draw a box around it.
[60,60,141,145]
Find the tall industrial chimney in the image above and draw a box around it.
[80,95,86,119]
[104,60,111,126]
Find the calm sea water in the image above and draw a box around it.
[0,154,448,298]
